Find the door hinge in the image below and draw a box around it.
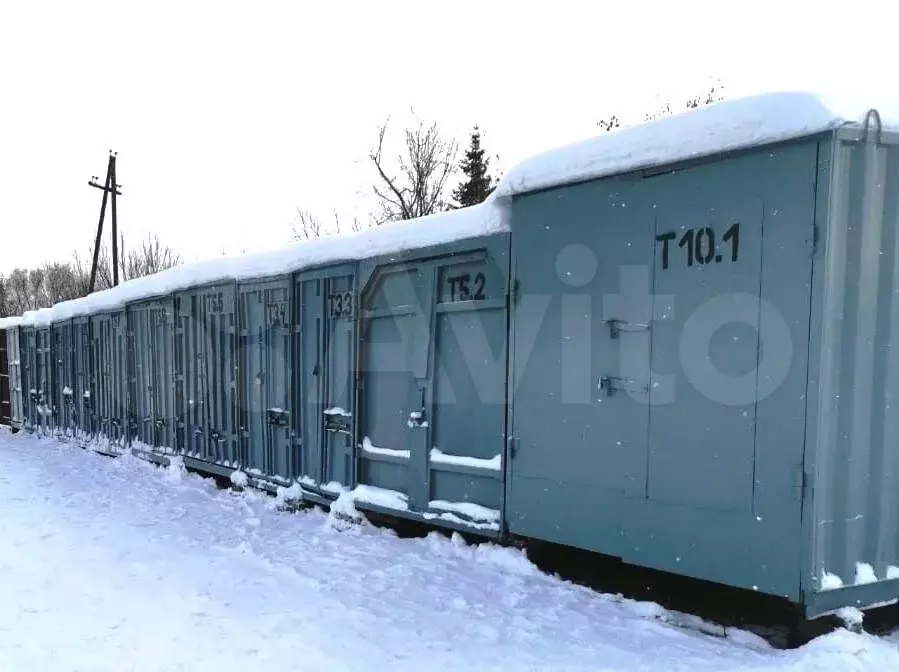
[795,465,810,495]
[507,435,519,459]
[510,278,521,305]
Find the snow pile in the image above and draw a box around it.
[327,490,366,530]
[2,430,899,670]
[430,447,501,470]
[361,435,410,459]
[229,470,249,488]
[495,90,899,198]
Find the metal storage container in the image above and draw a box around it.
[128,297,176,453]
[72,317,94,441]
[3,327,24,429]
[502,114,899,616]
[91,310,129,451]
[355,235,510,532]
[293,264,357,496]
[51,320,76,437]
[237,278,293,482]
[175,283,240,472]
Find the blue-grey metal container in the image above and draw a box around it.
[51,320,76,437]
[128,297,176,453]
[293,264,357,494]
[4,327,24,429]
[503,117,899,617]
[355,234,510,532]
[91,310,129,451]
[72,316,94,441]
[237,278,293,482]
[175,283,240,470]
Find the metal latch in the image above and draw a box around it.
[599,375,648,397]
[407,409,429,429]
[266,408,290,427]
[605,319,650,340]
[323,411,351,435]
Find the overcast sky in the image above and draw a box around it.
[2,0,898,274]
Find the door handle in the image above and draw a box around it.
[605,319,650,340]
[599,375,648,397]
[407,409,429,429]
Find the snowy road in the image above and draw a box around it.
[1,430,898,671]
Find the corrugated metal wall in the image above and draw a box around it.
[129,298,176,452]
[72,318,94,440]
[238,279,293,481]
[21,327,36,430]
[807,130,899,599]
[92,311,129,450]
[294,266,357,491]
[0,329,9,426]
[35,327,53,435]
[51,321,75,437]
[5,328,24,427]
[175,284,239,467]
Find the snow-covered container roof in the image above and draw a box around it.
[0,316,22,329]
[494,91,899,198]
[10,199,509,328]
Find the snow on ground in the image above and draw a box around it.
[1,429,898,672]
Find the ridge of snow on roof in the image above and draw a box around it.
[0,316,22,329]
[8,200,508,328]
[494,90,899,198]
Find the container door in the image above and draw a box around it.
[238,281,291,480]
[53,324,75,437]
[36,328,53,435]
[130,301,175,451]
[647,178,764,512]
[7,329,23,427]
[0,330,9,426]
[358,264,433,510]
[358,241,509,523]
[23,328,36,431]
[178,286,239,467]
[507,179,653,552]
[73,320,93,440]
[294,268,356,489]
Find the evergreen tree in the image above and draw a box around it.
[452,126,495,208]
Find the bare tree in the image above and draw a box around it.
[644,83,724,121]
[5,269,32,315]
[41,262,82,305]
[122,234,182,281]
[597,114,621,132]
[291,207,364,241]
[370,118,458,224]
[597,83,725,129]
[0,276,8,318]
[28,268,46,309]
[71,234,181,294]
[291,208,324,240]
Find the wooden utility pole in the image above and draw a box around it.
[88,152,123,292]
